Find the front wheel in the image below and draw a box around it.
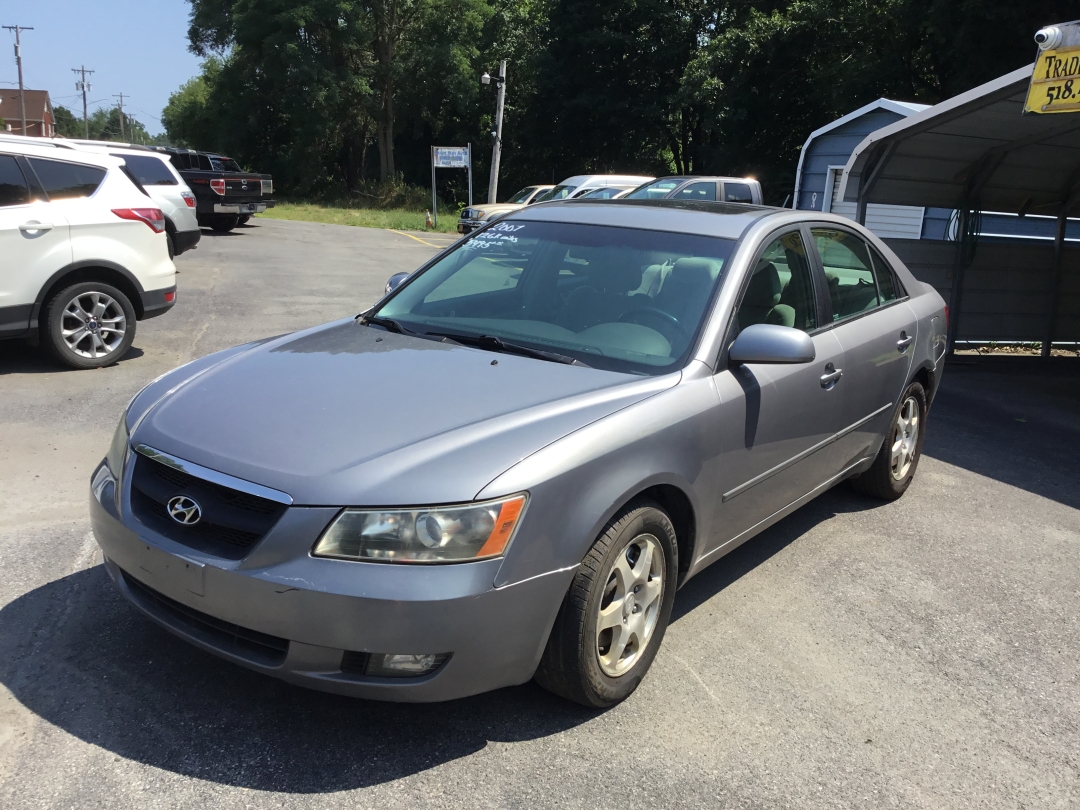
[535,500,678,707]
[851,380,927,500]
[42,282,136,369]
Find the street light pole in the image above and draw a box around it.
[3,25,34,137]
[484,60,507,204]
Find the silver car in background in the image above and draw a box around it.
[90,199,946,707]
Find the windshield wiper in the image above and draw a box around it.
[357,313,412,334]
[424,331,591,367]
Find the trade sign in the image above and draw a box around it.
[1025,22,1080,114]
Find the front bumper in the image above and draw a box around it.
[214,202,268,215]
[457,218,483,234]
[89,462,572,702]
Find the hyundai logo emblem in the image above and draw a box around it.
[167,495,202,526]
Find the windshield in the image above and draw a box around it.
[506,186,538,204]
[375,221,735,374]
[579,186,630,199]
[209,156,243,172]
[624,179,684,200]
[534,184,577,202]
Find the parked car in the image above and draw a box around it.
[59,139,201,258]
[151,147,275,232]
[0,137,176,368]
[576,185,637,199]
[90,199,945,707]
[457,184,554,234]
[624,175,763,204]
[534,174,655,203]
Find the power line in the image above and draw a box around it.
[2,25,34,136]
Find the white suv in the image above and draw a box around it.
[60,140,201,258]
[0,138,176,369]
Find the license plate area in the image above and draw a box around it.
[137,541,206,596]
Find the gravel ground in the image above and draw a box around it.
[1,218,1077,809]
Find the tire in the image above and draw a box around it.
[166,230,176,259]
[237,215,251,225]
[535,499,678,708]
[210,215,239,232]
[42,281,137,369]
[851,380,928,501]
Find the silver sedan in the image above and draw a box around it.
[90,199,947,707]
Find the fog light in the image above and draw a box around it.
[342,651,450,678]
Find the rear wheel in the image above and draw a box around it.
[42,281,136,369]
[535,500,677,707]
[851,381,927,500]
[237,214,251,225]
[209,215,239,232]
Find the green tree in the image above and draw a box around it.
[53,105,82,138]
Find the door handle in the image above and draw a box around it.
[820,364,843,388]
[897,332,914,351]
[19,221,52,233]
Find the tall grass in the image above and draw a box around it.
[259,202,460,233]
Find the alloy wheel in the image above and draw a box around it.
[595,533,665,677]
[890,395,920,480]
[61,291,127,359]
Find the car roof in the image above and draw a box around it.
[501,198,777,239]
[648,175,759,184]
[0,136,125,168]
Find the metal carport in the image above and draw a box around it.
[838,64,1080,355]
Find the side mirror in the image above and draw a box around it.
[729,323,815,365]
[384,272,410,295]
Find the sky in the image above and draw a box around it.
[1,0,202,135]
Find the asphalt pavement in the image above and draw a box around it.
[1,218,1077,809]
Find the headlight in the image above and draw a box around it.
[105,416,129,479]
[312,494,527,564]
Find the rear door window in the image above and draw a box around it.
[674,182,717,201]
[0,154,30,207]
[114,154,177,186]
[868,246,905,301]
[723,182,754,203]
[26,158,106,200]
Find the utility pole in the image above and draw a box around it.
[3,25,34,137]
[114,93,126,141]
[72,65,94,138]
[483,60,507,204]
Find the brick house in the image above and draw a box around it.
[0,89,54,137]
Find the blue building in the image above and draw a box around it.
[793,99,1080,244]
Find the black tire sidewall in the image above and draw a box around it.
[577,506,679,706]
[44,282,136,369]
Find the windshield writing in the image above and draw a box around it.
[375,221,734,374]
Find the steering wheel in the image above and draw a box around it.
[618,306,688,341]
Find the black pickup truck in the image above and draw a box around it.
[151,147,275,232]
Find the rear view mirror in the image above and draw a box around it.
[729,324,815,365]
[384,272,410,295]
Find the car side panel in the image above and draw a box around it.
[479,372,724,588]
[0,200,71,333]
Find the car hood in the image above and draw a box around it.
[468,203,522,216]
[132,319,677,505]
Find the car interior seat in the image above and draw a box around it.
[559,249,643,331]
[652,257,722,328]
[738,262,795,330]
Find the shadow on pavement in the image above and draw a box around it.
[922,357,1080,510]
[0,343,144,375]
[0,566,595,793]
